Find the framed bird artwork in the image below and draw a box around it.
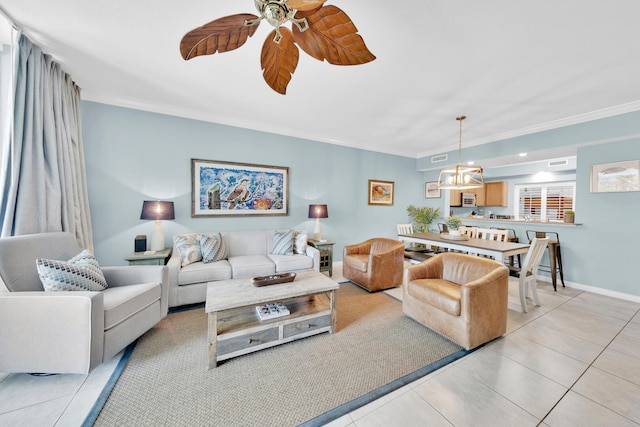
[191,159,289,216]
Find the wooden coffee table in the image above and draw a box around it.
[205,269,339,369]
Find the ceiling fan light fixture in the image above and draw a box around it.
[180,0,375,94]
[437,116,485,190]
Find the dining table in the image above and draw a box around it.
[398,232,530,262]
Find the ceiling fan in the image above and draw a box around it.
[180,0,376,94]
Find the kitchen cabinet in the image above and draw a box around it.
[484,181,508,206]
[471,186,486,206]
[449,181,508,207]
[450,189,463,206]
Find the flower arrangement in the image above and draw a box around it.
[445,216,462,230]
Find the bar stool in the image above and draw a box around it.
[491,227,521,268]
[526,230,565,291]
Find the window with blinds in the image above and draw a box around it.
[515,182,575,221]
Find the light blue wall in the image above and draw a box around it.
[572,138,640,295]
[83,101,639,299]
[81,101,423,266]
[419,120,640,298]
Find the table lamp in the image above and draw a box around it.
[140,200,175,251]
[308,204,328,241]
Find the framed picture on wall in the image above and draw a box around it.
[425,181,441,198]
[590,160,640,193]
[368,179,394,206]
[191,158,289,216]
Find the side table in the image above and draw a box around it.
[307,239,335,277]
[124,247,172,265]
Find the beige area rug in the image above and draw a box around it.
[92,282,465,427]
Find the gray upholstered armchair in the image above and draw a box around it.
[0,232,168,374]
[343,238,405,292]
[403,252,509,350]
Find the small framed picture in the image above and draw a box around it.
[368,179,394,206]
[425,181,441,198]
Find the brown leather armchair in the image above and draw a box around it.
[403,252,509,350]
[343,238,405,292]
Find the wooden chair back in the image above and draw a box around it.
[476,227,508,242]
[396,223,413,235]
[460,226,477,238]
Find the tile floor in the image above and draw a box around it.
[1,262,639,427]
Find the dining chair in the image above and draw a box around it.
[460,226,477,238]
[397,223,432,260]
[516,237,550,313]
[396,223,413,236]
[476,227,508,242]
[456,226,478,255]
[473,227,509,260]
[491,227,521,268]
[525,230,564,291]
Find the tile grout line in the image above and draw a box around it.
[537,305,640,425]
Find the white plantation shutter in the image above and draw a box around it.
[518,186,543,220]
[546,184,574,220]
[515,182,575,221]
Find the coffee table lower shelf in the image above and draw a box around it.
[208,292,336,368]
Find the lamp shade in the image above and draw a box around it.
[308,204,328,219]
[140,201,175,220]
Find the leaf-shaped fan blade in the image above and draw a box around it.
[292,5,375,65]
[180,14,260,60]
[286,0,326,12]
[261,28,299,94]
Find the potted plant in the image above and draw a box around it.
[564,210,575,223]
[445,216,463,236]
[406,205,441,233]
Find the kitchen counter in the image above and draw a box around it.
[460,217,581,226]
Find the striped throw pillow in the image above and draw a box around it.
[271,230,294,255]
[201,233,227,263]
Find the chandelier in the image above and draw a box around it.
[437,116,484,189]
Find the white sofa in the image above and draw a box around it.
[0,232,168,374]
[167,230,320,308]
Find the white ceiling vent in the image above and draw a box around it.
[431,154,448,163]
[548,159,569,167]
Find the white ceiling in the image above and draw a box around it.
[2,0,640,165]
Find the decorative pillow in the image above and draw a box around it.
[293,230,308,255]
[200,233,228,263]
[174,233,202,267]
[271,229,294,255]
[36,249,107,292]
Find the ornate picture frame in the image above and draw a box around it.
[191,159,289,217]
[590,160,640,193]
[425,181,441,198]
[368,179,394,206]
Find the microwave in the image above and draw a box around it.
[461,193,476,207]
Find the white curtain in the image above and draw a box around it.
[0,31,93,248]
